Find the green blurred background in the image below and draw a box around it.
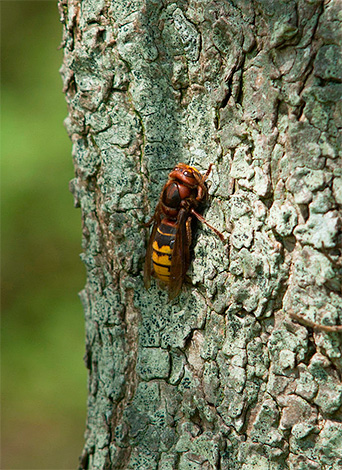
[1,1,87,468]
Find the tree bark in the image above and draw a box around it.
[59,0,342,469]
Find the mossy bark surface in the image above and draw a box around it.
[59,0,342,469]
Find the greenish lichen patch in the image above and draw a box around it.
[137,348,170,381]
[294,211,340,249]
[314,45,342,82]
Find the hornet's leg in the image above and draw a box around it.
[190,208,225,241]
[203,163,213,181]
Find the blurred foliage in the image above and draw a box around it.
[1,1,87,468]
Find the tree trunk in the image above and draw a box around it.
[59,0,342,468]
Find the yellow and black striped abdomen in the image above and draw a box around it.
[152,221,177,284]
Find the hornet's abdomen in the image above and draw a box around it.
[152,221,177,284]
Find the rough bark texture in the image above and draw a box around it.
[59,0,342,469]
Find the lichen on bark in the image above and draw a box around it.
[59,0,342,469]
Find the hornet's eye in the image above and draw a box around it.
[183,170,192,177]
